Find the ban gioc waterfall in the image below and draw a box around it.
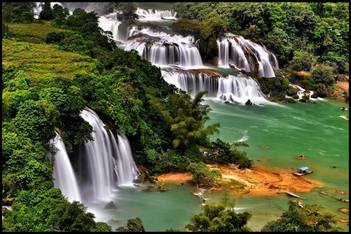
[2,2,348,232]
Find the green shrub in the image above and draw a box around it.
[187,162,221,188]
[262,201,341,232]
[203,139,252,169]
[45,32,65,44]
[116,217,145,232]
[171,19,202,38]
[311,64,336,86]
[289,50,318,71]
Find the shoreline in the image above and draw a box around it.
[156,163,323,197]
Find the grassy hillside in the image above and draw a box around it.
[7,21,68,44]
[2,38,96,79]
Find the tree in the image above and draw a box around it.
[187,162,221,188]
[261,201,341,232]
[203,139,252,169]
[39,2,54,20]
[149,91,219,154]
[52,4,69,25]
[116,217,145,232]
[185,198,251,232]
[2,2,35,23]
[116,3,138,21]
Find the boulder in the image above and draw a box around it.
[245,99,253,106]
[104,201,117,209]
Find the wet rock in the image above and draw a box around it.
[285,98,297,103]
[104,201,117,209]
[245,99,253,106]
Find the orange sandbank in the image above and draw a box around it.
[156,164,323,197]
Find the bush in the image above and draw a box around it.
[289,51,318,71]
[45,32,66,44]
[171,19,202,38]
[311,64,336,86]
[312,83,328,98]
[185,203,251,232]
[262,201,341,232]
[187,162,221,188]
[203,139,252,169]
[116,217,145,232]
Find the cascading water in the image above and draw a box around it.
[217,75,270,105]
[125,27,203,68]
[99,13,122,41]
[161,69,219,97]
[79,108,116,201]
[49,133,81,202]
[98,6,278,106]
[78,108,139,201]
[136,7,177,21]
[217,33,278,78]
[114,134,140,187]
[162,69,271,105]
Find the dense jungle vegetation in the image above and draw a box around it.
[2,2,345,232]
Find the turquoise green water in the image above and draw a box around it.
[89,100,348,231]
[205,100,348,190]
[205,99,349,231]
[87,183,201,231]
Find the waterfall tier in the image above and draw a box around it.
[78,108,139,201]
[136,8,177,21]
[161,69,271,105]
[124,27,203,68]
[49,133,81,203]
[217,33,278,78]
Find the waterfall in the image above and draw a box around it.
[99,14,122,41]
[49,133,81,203]
[114,134,140,187]
[217,75,270,105]
[125,28,203,68]
[78,108,139,201]
[217,33,278,78]
[161,69,219,97]
[79,108,116,201]
[162,69,271,105]
[136,7,177,21]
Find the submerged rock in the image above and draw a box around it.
[104,201,117,209]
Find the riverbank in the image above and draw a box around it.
[156,164,323,197]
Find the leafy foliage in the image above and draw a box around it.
[175,2,349,96]
[116,217,145,232]
[203,139,252,169]
[185,197,251,232]
[261,201,341,232]
[2,2,35,23]
[187,162,221,188]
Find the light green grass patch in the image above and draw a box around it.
[2,39,97,79]
[8,21,69,43]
